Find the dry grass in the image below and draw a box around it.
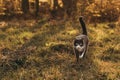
[0,18,120,80]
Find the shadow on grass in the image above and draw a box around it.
[35,42,100,80]
[0,20,66,79]
[50,43,74,54]
[100,47,120,63]
[0,20,101,80]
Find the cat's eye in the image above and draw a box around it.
[80,43,83,46]
[75,43,79,45]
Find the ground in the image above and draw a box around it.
[0,18,120,80]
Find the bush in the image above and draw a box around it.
[100,6,119,22]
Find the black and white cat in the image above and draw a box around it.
[73,17,89,62]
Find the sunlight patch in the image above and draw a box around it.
[66,30,78,35]
[45,42,66,47]
[95,29,108,41]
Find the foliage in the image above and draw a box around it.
[0,0,120,22]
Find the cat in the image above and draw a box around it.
[73,17,89,62]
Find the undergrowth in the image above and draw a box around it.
[0,18,120,80]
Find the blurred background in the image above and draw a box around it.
[0,0,120,22]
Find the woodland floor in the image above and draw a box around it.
[0,18,120,80]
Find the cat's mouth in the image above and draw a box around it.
[75,45,84,52]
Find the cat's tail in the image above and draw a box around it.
[79,16,87,35]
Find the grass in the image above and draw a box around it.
[0,18,120,80]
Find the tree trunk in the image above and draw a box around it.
[62,0,78,16]
[53,0,60,10]
[35,0,39,17]
[21,0,29,14]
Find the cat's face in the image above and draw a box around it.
[74,38,84,52]
[74,39,83,46]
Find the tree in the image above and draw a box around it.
[21,0,29,14]
[35,0,39,17]
[53,0,60,10]
[4,0,14,15]
[62,0,78,16]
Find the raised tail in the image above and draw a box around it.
[79,16,87,35]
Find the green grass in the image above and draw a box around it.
[0,19,120,80]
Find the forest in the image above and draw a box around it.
[0,0,120,80]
